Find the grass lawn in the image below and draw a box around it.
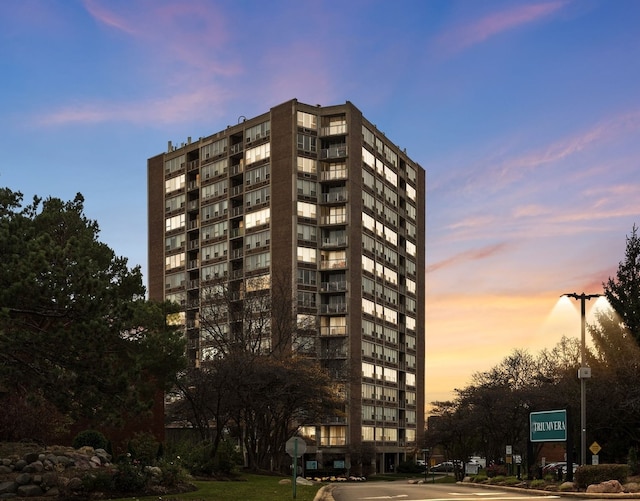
[109,474,324,501]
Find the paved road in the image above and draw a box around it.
[329,481,563,501]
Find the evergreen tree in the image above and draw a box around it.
[0,188,185,428]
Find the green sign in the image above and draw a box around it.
[530,410,567,442]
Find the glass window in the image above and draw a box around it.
[164,155,185,175]
[245,229,270,250]
[297,246,317,263]
[297,201,316,219]
[246,187,270,207]
[362,126,375,148]
[201,158,228,180]
[245,143,271,165]
[245,163,270,185]
[297,290,316,307]
[297,268,317,286]
[297,111,317,129]
[165,174,185,193]
[245,208,270,228]
[165,194,185,212]
[297,134,317,153]
[362,362,375,379]
[297,156,317,174]
[246,251,270,271]
[165,234,185,251]
[362,426,375,441]
[165,213,185,232]
[245,121,270,143]
[297,179,317,197]
[297,223,317,242]
[201,138,227,159]
[165,252,185,271]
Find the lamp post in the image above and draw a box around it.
[563,292,601,466]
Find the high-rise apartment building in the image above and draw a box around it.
[148,99,425,473]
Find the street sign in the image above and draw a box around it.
[286,437,307,458]
[530,410,567,442]
[590,442,601,455]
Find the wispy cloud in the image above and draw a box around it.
[426,241,511,273]
[434,1,568,55]
[36,85,233,126]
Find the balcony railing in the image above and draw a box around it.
[320,326,347,336]
[321,236,347,248]
[321,191,347,203]
[320,303,347,314]
[320,145,347,159]
[320,259,346,270]
[320,124,347,136]
[320,281,347,292]
[320,169,348,181]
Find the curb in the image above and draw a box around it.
[457,481,640,498]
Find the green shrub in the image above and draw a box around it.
[573,464,630,489]
[127,431,160,465]
[72,429,108,450]
[502,476,521,485]
[472,473,488,483]
[156,458,191,487]
[112,456,149,493]
[81,470,114,492]
[397,460,424,473]
[529,479,546,489]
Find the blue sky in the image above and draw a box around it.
[1,0,639,405]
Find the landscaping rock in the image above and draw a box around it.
[586,479,623,493]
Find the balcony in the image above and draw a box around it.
[321,191,347,203]
[320,124,347,136]
[320,281,347,292]
[320,258,346,270]
[320,326,347,336]
[320,215,347,226]
[321,236,347,248]
[320,303,347,314]
[320,169,348,182]
[230,143,243,155]
[320,145,347,159]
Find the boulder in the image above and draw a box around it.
[17,484,44,497]
[0,481,17,495]
[586,479,623,493]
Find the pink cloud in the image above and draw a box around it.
[435,1,568,55]
[36,85,234,126]
[426,241,511,273]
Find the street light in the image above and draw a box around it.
[563,292,602,466]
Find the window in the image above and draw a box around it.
[245,208,270,228]
[297,156,317,174]
[245,251,270,271]
[164,155,185,175]
[245,120,270,142]
[297,111,317,129]
[297,179,317,197]
[165,272,185,290]
[201,241,228,260]
[165,194,185,212]
[165,174,185,193]
[297,268,317,286]
[406,373,416,387]
[165,234,185,251]
[362,147,375,168]
[297,134,317,153]
[406,240,416,257]
[362,362,375,379]
[362,383,376,400]
[297,201,316,219]
[245,143,270,164]
[202,179,228,200]
[246,164,270,185]
[297,224,317,242]
[201,138,227,159]
[165,214,185,232]
[246,187,270,207]
[297,246,317,263]
[201,262,227,280]
[165,252,185,271]
[245,229,270,250]
[297,291,316,307]
[201,158,228,179]
[362,126,375,147]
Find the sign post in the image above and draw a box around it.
[286,437,307,499]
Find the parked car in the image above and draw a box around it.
[431,460,463,472]
[431,461,454,472]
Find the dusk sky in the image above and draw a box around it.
[1,0,639,407]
